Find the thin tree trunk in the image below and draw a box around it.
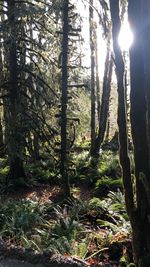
[0,114,4,157]
[29,23,40,161]
[89,0,96,156]
[0,14,5,157]
[105,113,110,142]
[95,30,101,122]
[1,21,7,156]
[93,46,113,155]
[60,0,70,197]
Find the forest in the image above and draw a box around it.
[0,0,149,267]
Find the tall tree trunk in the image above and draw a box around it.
[0,114,4,157]
[1,6,8,155]
[128,0,150,265]
[29,23,40,161]
[110,0,150,265]
[7,0,25,182]
[109,0,136,260]
[0,15,5,157]
[95,29,101,122]
[89,0,96,156]
[60,0,70,197]
[142,0,150,166]
[93,45,113,155]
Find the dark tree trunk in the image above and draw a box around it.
[109,0,136,260]
[110,0,150,265]
[60,0,70,197]
[142,0,150,165]
[128,0,150,265]
[105,114,110,143]
[7,0,25,181]
[89,0,96,156]
[0,115,4,157]
[93,46,113,155]
[0,30,5,157]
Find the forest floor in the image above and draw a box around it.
[0,149,134,266]
[0,185,132,266]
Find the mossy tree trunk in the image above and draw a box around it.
[110,0,150,265]
[128,0,150,265]
[7,0,26,182]
[109,0,134,218]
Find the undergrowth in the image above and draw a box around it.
[0,150,134,265]
[0,191,131,263]
[72,150,123,196]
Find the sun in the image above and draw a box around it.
[118,20,134,51]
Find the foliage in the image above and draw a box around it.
[88,190,130,232]
[98,151,121,178]
[25,163,59,184]
[72,150,122,195]
[0,199,47,240]
[95,176,122,195]
[0,166,9,182]
[0,191,131,261]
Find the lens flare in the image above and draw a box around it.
[118,21,134,51]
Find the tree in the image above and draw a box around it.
[109,0,134,260]
[128,0,150,265]
[6,0,26,182]
[88,0,113,157]
[0,0,60,185]
[89,0,96,156]
[60,0,70,197]
[95,27,101,123]
[110,0,150,265]
[59,0,82,196]
[93,42,113,155]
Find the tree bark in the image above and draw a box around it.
[141,0,150,166]
[7,0,26,182]
[60,0,70,197]
[0,115,5,157]
[128,1,150,265]
[109,0,135,252]
[93,45,113,155]
[95,29,101,123]
[89,0,96,156]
